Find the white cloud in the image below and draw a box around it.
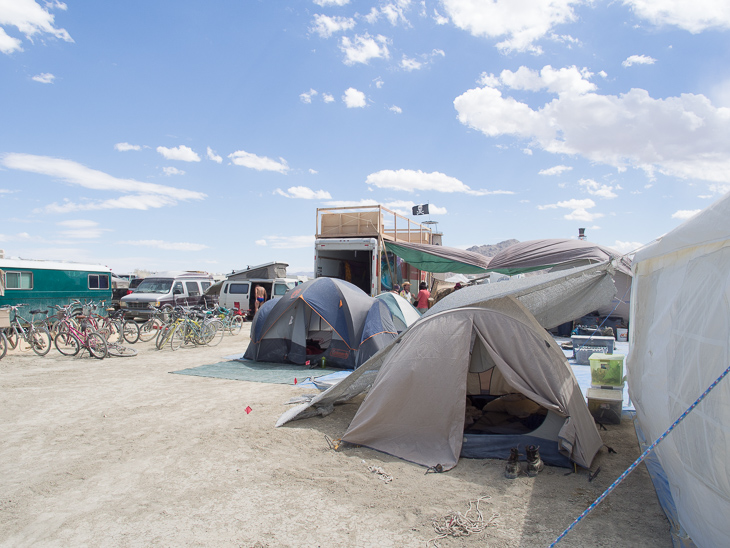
[118,239,209,251]
[401,55,422,71]
[340,33,390,65]
[309,168,318,174]
[206,146,222,163]
[228,150,289,173]
[274,186,332,199]
[389,105,402,114]
[454,64,730,184]
[300,88,318,103]
[255,239,267,246]
[708,183,730,195]
[258,235,314,249]
[0,154,206,210]
[310,14,355,38]
[163,166,185,176]
[433,8,449,25]
[624,0,730,33]
[343,87,367,108]
[622,54,656,67]
[374,77,384,88]
[57,219,106,239]
[31,72,54,83]
[314,0,350,6]
[114,142,141,152]
[671,209,701,220]
[538,198,604,221]
[0,0,73,55]
[441,0,580,54]
[380,2,412,26]
[366,168,514,196]
[156,145,201,162]
[579,178,618,198]
[539,165,572,176]
[612,240,645,254]
[322,92,335,103]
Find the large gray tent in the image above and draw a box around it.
[341,298,603,470]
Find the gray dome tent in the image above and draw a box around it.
[342,297,603,470]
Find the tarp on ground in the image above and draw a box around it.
[276,261,617,426]
[384,241,490,274]
[341,299,603,471]
[628,191,730,548]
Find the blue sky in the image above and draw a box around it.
[1,0,729,276]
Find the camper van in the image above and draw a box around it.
[214,262,297,318]
[119,271,214,319]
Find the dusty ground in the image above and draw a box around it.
[0,325,671,547]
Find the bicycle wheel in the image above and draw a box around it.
[0,331,7,360]
[30,327,52,356]
[5,326,19,350]
[86,332,107,359]
[106,342,138,357]
[122,320,140,344]
[228,315,244,335]
[54,331,80,356]
[170,323,187,351]
[156,324,173,350]
[205,320,225,347]
[138,318,163,342]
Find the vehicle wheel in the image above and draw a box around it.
[205,320,225,347]
[229,315,244,335]
[0,331,7,360]
[106,342,138,357]
[86,332,107,359]
[54,331,80,356]
[170,324,186,351]
[122,320,140,344]
[30,327,52,356]
[138,318,163,342]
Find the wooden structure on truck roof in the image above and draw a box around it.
[316,205,433,244]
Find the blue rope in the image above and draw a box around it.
[549,362,730,547]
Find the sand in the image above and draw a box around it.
[0,325,671,547]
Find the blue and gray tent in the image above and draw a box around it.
[244,277,397,369]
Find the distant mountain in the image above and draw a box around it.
[467,239,519,258]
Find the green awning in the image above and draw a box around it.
[384,241,490,274]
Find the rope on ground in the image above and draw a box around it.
[549,362,730,547]
[426,496,498,547]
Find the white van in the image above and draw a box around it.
[120,271,214,319]
[218,277,297,318]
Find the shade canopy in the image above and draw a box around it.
[384,241,490,274]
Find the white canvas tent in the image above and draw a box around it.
[628,192,730,548]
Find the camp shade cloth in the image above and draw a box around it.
[628,190,730,548]
[276,262,618,454]
[486,238,632,277]
[340,299,603,471]
[383,241,490,274]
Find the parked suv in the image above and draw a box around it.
[120,271,214,319]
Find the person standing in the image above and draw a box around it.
[400,281,413,303]
[415,281,430,313]
[254,284,267,313]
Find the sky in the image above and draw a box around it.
[1,0,729,276]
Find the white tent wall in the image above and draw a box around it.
[629,192,730,548]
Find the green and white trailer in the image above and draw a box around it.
[0,258,113,320]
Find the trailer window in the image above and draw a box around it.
[88,274,109,290]
[229,283,249,295]
[5,271,33,290]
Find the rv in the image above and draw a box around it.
[215,262,298,318]
[0,258,113,319]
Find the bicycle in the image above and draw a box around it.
[138,305,168,342]
[213,305,244,335]
[1,304,52,356]
[53,310,107,359]
[169,310,224,350]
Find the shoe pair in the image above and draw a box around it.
[504,445,544,478]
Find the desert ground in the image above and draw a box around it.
[1,324,671,547]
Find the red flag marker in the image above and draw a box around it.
[245,406,252,414]
[294,378,298,384]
